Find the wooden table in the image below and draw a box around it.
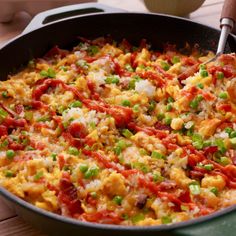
[0,0,224,235]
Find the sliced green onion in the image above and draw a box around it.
[151,150,165,159]
[84,165,99,179]
[122,129,133,138]
[125,64,134,72]
[105,76,119,84]
[51,153,57,161]
[210,187,218,196]
[5,170,14,178]
[87,45,99,56]
[229,131,236,138]
[161,216,172,224]
[69,100,83,108]
[216,71,224,80]
[203,164,214,171]
[34,171,44,181]
[36,115,51,122]
[171,56,180,64]
[160,61,170,71]
[2,91,9,98]
[131,213,145,224]
[189,182,201,195]
[148,100,156,112]
[68,147,80,156]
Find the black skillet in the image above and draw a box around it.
[0,2,236,236]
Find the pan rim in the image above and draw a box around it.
[0,11,236,232]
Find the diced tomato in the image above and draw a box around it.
[0,125,8,137]
[15,104,24,114]
[80,210,122,224]
[58,154,66,170]
[58,177,83,216]
[67,122,88,139]
[204,146,218,155]
[44,46,69,58]
[217,104,232,112]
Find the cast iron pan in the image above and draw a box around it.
[0,2,236,236]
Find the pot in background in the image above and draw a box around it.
[0,0,97,23]
[143,0,205,16]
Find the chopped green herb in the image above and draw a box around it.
[161,61,170,71]
[87,45,99,56]
[0,108,8,120]
[197,83,204,89]
[152,173,164,182]
[217,156,230,166]
[225,127,233,134]
[113,195,123,205]
[171,56,180,64]
[34,171,44,181]
[51,153,57,161]
[125,64,134,72]
[215,139,227,154]
[36,115,51,122]
[210,187,219,196]
[2,91,9,98]
[180,205,189,211]
[131,213,145,224]
[167,97,174,103]
[148,100,156,112]
[157,113,165,121]
[1,140,9,148]
[139,148,148,156]
[5,170,14,178]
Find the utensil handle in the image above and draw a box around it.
[220,0,236,31]
[22,3,124,34]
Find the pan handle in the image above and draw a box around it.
[22,3,125,34]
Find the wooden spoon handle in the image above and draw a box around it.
[221,0,236,28]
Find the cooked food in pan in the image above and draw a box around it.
[0,37,235,226]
